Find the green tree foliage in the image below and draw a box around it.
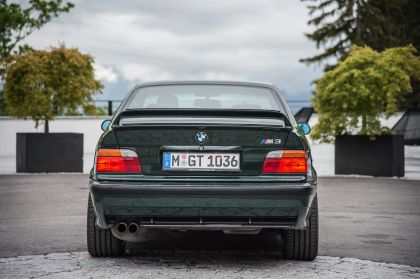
[0,0,74,114]
[311,45,420,143]
[95,106,109,116]
[0,0,74,70]
[4,44,102,133]
[302,0,420,108]
[301,0,419,67]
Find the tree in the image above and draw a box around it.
[0,0,74,114]
[301,0,417,67]
[302,0,420,108]
[4,44,102,133]
[311,45,420,143]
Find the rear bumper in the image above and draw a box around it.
[89,180,317,230]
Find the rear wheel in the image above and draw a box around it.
[87,194,125,257]
[282,196,318,260]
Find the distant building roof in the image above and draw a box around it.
[294,107,314,123]
[392,110,420,145]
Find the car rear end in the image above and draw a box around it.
[87,81,318,260]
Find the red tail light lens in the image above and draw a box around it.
[261,150,307,174]
[96,149,142,173]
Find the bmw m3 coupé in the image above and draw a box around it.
[87,81,318,260]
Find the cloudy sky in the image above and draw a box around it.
[23,0,323,105]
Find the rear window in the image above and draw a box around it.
[126,84,281,110]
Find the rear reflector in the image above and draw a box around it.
[96,148,142,173]
[261,150,307,174]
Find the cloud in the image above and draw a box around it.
[120,64,172,82]
[22,0,322,101]
[94,64,118,83]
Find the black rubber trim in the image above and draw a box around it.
[90,181,315,196]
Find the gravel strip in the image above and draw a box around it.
[1,251,419,279]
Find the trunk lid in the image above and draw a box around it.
[112,109,294,176]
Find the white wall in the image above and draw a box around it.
[0,117,109,173]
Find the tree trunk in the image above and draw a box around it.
[44,119,49,133]
[361,114,367,135]
[354,0,362,45]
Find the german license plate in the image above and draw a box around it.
[162,152,240,171]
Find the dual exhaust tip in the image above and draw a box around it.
[116,222,138,233]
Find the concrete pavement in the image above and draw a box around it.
[0,174,420,278]
[0,174,419,265]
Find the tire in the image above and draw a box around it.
[282,196,318,260]
[87,194,125,257]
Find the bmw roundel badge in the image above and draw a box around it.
[195,131,208,144]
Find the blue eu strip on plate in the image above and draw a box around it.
[163,152,171,169]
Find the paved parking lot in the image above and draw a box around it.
[0,174,419,278]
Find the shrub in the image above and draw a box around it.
[311,45,420,143]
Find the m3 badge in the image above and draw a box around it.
[259,139,282,145]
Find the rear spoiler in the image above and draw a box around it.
[112,108,293,129]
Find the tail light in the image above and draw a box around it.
[96,149,142,173]
[261,150,307,174]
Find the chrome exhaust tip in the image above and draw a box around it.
[116,222,127,233]
[128,223,138,233]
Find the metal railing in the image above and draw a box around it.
[93,100,123,116]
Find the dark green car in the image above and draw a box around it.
[87,81,318,260]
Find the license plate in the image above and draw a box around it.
[162,152,240,171]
